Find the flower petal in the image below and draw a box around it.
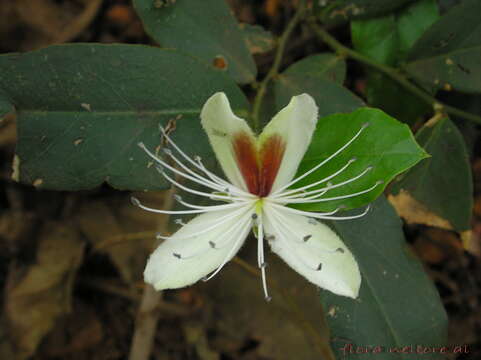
[200,92,255,191]
[263,202,361,298]
[144,206,253,290]
[259,94,318,193]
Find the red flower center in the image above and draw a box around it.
[233,132,286,197]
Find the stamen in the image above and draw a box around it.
[157,167,246,202]
[279,166,374,202]
[174,218,185,225]
[131,196,248,215]
[270,202,372,220]
[201,221,252,282]
[282,178,381,204]
[138,142,226,193]
[271,124,368,196]
[264,211,327,271]
[158,125,252,197]
[155,206,253,241]
[177,210,254,260]
[274,157,357,199]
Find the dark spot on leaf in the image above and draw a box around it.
[213,55,228,70]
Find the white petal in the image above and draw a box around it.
[200,92,255,191]
[259,94,318,193]
[144,206,253,290]
[263,203,361,298]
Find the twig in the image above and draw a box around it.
[128,189,175,360]
[251,0,307,133]
[232,257,336,360]
[309,20,481,125]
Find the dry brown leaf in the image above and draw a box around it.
[75,191,170,284]
[388,190,453,230]
[5,221,84,360]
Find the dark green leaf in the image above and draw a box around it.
[351,0,438,123]
[283,53,347,84]
[391,117,473,231]
[133,0,256,84]
[0,44,249,191]
[316,0,416,25]
[323,196,447,359]
[261,53,362,124]
[240,23,275,55]
[0,90,13,119]
[294,108,427,212]
[405,0,481,93]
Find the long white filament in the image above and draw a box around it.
[271,123,369,196]
[138,123,377,301]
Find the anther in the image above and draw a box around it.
[376,180,384,185]
[137,142,145,148]
[173,253,181,259]
[162,148,172,155]
[350,156,357,162]
[317,262,323,271]
[336,248,345,253]
[362,122,370,129]
[174,218,185,225]
[266,234,275,241]
[252,213,258,220]
[173,194,182,202]
[131,197,141,206]
[201,275,209,282]
[194,155,202,162]
[367,165,373,171]
[303,235,312,242]
[209,241,216,248]
[265,296,272,302]
[308,218,318,225]
[261,262,268,269]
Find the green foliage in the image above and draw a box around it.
[324,197,447,359]
[0,44,248,190]
[294,108,428,212]
[316,0,416,25]
[392,117,473,231]
[133,0,256,84]
[405,0,481,93]
[351,0,439,124]
[262,53,363,125]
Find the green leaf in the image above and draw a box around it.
[351,0,438,124]
[294,108,427,212]
[261,53,363,125]
[133,0,256,84]
[240,23,275,55]
[0,90,13,119]
[0,44,249,191]
[323,196,447,359]
[405,0,481,93]
[391,117,473,231]
[316,0,416,25]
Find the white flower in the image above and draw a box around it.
[134,92,377,300]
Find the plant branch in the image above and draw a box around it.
[251,0,307,133]
[309,20,481,125]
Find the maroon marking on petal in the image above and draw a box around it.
[233,132,286,196]
[233,132,259,195]
[259,135,286,197]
